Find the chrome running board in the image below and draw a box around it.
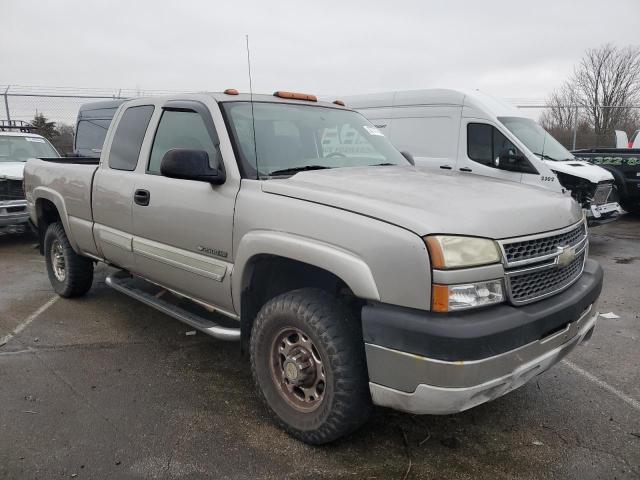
[105,270,240,341]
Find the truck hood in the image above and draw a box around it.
[0,162,26,180]
[262,166,582,239]
[544,159,614,183]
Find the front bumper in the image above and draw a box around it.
[585,202,622,225]
[363,259,603,415]
[0,200,29,226]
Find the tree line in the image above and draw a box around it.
[541,44,640,149]
[30,113,74,154]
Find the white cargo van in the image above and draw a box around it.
[344,89,621,224]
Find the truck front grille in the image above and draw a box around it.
[0,179,25,201]
[507,251,586,304]
[501,222,586,265]
[499,220,588,305]
[591,182,613,205]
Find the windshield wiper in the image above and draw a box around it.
[266,165,332,177]
[369,163,396,166]
[532,152,559,161]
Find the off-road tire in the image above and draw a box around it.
[250,288,372,444]
[44,222,93,297]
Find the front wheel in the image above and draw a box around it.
[44,222,94,297]
[250,288,372,444]
[621,200,640,215]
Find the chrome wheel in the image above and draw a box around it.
[271,327,326,412]
[50,239,66,282]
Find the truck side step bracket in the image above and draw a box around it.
[105,270,240,341]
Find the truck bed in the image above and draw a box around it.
[24,158,99,250]
[39,156,101,165]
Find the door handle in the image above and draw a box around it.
[459,167,473,172]
[134,189,150,206]
[439,165,453,170]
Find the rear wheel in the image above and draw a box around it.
[44,222,94,297]
[250,288,372,444]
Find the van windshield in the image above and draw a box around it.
[222,102,408,178]
[0,135,59,162]
[498,117,574,162]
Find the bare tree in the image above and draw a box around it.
[539,82,576,132]
[542,44,640,147]
[574,44,640,144]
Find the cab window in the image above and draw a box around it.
[148,110,218,174]
[108,105,154,171]
[467,123,521,168]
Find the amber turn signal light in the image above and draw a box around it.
[273,91,317,102]
[424,237,446,269]
[431,284,450,312]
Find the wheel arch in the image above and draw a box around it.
[34,189,74,254]
[233,231,380,348]
[600,165,629,201]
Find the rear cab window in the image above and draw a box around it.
[108,105,155,171]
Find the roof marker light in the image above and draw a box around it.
[224,89,239,95]
[273,91,317,102]
[333,100,345,106]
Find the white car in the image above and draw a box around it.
[0,124,60,228]
[343,89,622,225]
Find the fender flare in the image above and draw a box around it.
[600,165,629,200]
[32,186,79,252]
[231,230,380,312]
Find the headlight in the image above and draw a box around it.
[424,235,501,269]
[432,280,504,312]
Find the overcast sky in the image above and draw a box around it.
[2,0,639,101]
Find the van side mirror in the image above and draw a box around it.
[495,148,538,174]
[401,151,415,166]
[160,148,225,184]
[496,148,523,171]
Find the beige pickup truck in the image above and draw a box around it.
[24,91,603,444]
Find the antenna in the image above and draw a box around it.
[246,34,260,179]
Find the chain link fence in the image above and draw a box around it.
[0,85,189,126]
[1,85,639,154]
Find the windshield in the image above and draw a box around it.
[222,102,408,178]
[0,135,59,162]
[498,117,574,162]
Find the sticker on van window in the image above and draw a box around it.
[26,137,46,143]
[363,125,384,136]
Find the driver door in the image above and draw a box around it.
[131,100,239,314]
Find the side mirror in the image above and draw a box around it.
[401,151,415,166]
[495,148,524,171]
[160,148,225,184]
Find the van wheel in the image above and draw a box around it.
[44,222,93,297]
[250,288,372,444]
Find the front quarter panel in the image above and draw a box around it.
[232,181,432,312]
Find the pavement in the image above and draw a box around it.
[0,219,639,480]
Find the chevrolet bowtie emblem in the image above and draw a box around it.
[557,245,577,267]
